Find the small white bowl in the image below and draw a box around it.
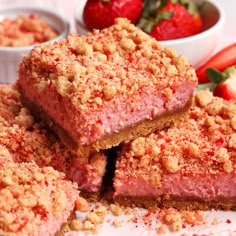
[74,0,225,69]
[0,5,70,84]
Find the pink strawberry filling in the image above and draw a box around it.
[114,173,236,199]
[19,78,195,146]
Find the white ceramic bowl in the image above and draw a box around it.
[0,5,70,84]
[75,0,225,69]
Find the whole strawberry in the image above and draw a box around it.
[83,0,143,30]
[137,0,202,41]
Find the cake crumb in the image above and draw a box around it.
[170,221,182,232]
[195,90,213,107]
[156,224,167,234]
[212,217,220,225]
[69,199,209,235]
[109,203,123,216]
[86,212,101,224]
[112,219,122,227]
[83,220,95,231]
[70,219,83,231]
[75,196,90,212]
[162,156,180,173]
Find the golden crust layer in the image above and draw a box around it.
[114,195,236,211]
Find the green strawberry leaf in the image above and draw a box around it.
[156,11,173,22]
[206,68,224,84]
[171,0,198,15]
[137,18,155,33]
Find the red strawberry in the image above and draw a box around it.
[150,3,195,40]
[192,11,203,34]
[196,43,236,84]
[206,67,236,101]
[82,0,143,30]
[137,0,202,41]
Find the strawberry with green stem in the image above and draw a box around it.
[206,66,236,101]
[196,43,236,84]
[137,0,202,41]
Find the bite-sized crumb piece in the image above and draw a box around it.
[86,212,102,224]
[181,210,205,225]
[0,84,107,194]
[156,224,167,234]
[83,220,95,231]
[75,196,90,212]
[211,217,220,225]
[17,17,197,153]
[70,219,83,231]
[0,145,79,236]
[112,219,121,227]
[114,90,236,210]
[109,203,123,216]
[70,202,107,234]
[91,203,107,223]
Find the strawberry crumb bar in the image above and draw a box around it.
[114,90,236,210]
[0,145,79,236]
[0,84,106,194]
[17,18,197,153]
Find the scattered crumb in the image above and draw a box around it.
[109,203,123,216]
[75,196,90,212]
[212,217,220,225]
[70,219,83,231]
[67,199,210,235]
[83,220,95,231]
[112,219,122,228]
[156,225,167,234]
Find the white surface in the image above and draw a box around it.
[0,0,236,235]
[67,206,236,236]
[212,0,236,50]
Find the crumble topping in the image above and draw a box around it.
[116,90,236,186]
[19,17,197,110]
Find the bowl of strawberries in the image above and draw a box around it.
[75,0,225,68]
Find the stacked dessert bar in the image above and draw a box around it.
[8,17,236,214]
[17,18,197,154]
